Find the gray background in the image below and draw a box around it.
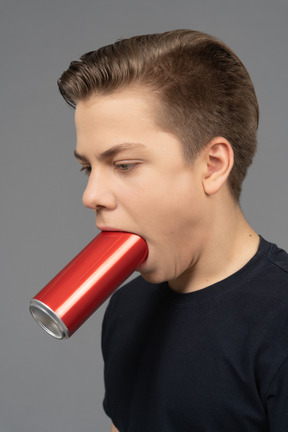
[1,0,287,431]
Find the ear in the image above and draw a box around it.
[201,137,234,196]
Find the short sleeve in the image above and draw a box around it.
[265,356,288,431]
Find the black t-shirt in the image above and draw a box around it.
[102,237,288,431]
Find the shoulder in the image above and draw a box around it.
[247,238,288,320]
[250,238,288,367]
[253,237,288,289]
[264,239,288,275]
[254,238,288,306]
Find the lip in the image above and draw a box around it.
[96,225,124,232]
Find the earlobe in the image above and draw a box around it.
[202,137,234,196]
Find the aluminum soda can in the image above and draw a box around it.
[29,231,148,339]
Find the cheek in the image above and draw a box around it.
[116,171,202,238]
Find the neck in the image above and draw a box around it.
[169,195,259,293]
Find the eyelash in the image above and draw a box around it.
[114,163,138,173]
[79,163,138,176]
[79,166,91,176]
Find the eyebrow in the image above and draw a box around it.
[74,143,146,163]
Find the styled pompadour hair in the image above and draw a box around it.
[58,29,259,200]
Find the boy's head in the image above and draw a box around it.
[58,29,259,201]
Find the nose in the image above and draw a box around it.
[82,169,117,211]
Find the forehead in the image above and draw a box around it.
[74,86,190,166]
[74,87,172,157]
[75,86,161,125]
[73,85,194,169]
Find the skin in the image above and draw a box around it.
[74,86,259,432]
[75,86,259,294]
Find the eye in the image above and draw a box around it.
[114,163,138,173]
[80,165,91,176]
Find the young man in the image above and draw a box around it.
[58,30,288,432]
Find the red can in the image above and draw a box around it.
[29,231,148,339]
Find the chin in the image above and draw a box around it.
[139,268,168,285]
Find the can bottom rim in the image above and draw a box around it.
[29,299,70,339]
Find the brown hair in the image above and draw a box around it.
[58,29,259,200]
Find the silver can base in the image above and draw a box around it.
[29,299,70,340]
